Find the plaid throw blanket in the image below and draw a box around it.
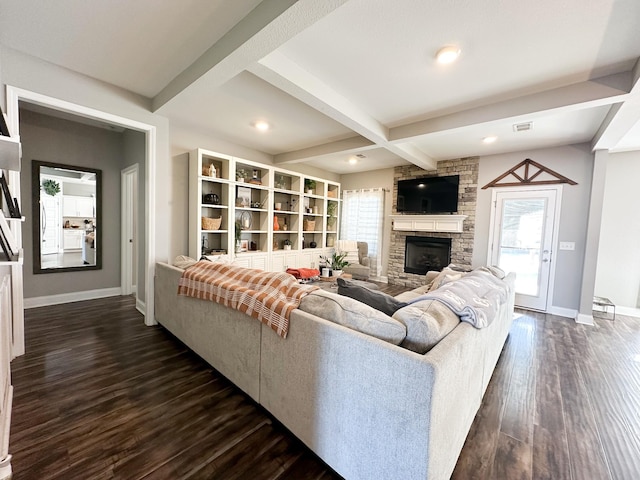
[177,261,318,338]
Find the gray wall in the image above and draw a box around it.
[474,144,594,311]
[595,150,640,307]
[339,168,394,279]
[19,108,122,298]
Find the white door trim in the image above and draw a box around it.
[121,164,138,297]
[487,185,563,312]
[6,85,157,325]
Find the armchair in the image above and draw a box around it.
[341,241,371,280]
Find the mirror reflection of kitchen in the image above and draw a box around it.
[39,165,97,269]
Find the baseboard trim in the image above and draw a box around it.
[616,306,640,318]
[548,306,578,319]
[24,287,122,309]
[136,298,146,316]
[575,313,594,325]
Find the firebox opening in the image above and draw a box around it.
[404,236,451,275]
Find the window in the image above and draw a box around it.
[340,188,384,277]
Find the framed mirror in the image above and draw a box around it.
[31,160,102,274]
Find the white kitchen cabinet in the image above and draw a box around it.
[63,229,83,250]
[63,195,94,217]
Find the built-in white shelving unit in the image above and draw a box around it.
[0,106,21,479]
[189,148,341,271]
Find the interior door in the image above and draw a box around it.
[490,188,558,311]
[40,195,60,255]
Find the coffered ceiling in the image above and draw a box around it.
[2,0,640,173]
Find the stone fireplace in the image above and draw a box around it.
[388,157,479,288]
[404,236,451,275]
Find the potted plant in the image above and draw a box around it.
[42,179,61,196]
[236,169,248,182]
[304,178,316,194]
[327,201,338,229]
[283,238,292,250]
[320,251,349,277]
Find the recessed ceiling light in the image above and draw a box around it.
[347,157,359,165]
[254,121,270,132]
[436,45,461,64]
[483,136,497,144]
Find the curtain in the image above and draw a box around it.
[340,188,384,278]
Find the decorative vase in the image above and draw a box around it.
[273,216,280,231]
[235,240,242,253]
[332,270,343,277]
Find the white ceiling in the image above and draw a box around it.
[2,0,640,174]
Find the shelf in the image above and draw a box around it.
[0,249,23,265]
[0,136,21,171]
[390,214,467,233]
[200,175,230,184]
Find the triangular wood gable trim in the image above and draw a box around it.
[482,158,578,189]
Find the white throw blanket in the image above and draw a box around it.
[406,269,510,328]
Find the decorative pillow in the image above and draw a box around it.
[299,290,406,345]
[337,278,408,316]
[173,255,197,269]
[392,299,460,353]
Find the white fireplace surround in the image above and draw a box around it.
[391,215,467,233]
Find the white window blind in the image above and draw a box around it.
[340,188,384,277]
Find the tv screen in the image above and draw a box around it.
[396,175,459,214]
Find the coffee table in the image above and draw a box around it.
[593,296,615,321]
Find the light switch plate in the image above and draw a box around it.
[559,241,575,251]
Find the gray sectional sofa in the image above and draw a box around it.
[154,262,515,480]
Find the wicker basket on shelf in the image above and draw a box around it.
[201,216,222,231]
[303,218,316,231]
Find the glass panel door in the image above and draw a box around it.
[491,188,557,311]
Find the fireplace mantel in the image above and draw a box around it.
[391,215,467,233]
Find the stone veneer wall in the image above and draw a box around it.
[388,157,479,288]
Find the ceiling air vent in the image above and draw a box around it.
[355,153,367,158]
[513,121,533,132]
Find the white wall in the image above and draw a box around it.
[595,150,640,307]
[475,144,594,311]
[339,168,394,279]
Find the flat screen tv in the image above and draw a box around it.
[396,175,459,214]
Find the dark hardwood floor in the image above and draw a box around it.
[10,296,640,479]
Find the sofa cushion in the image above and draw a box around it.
[392,299,460,353]
[337,278,407,316]
[298,289,406,345]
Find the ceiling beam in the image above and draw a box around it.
[389,73,631,142]
[273,136,375,164]
[592,59,640,151]
[250,51,437,170]
[152,0,349,112]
